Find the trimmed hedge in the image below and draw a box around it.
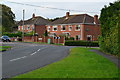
[99,1,120,56]
[65,41,99,47]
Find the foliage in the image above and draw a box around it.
[65,40,99,47]
[43,30,48,36]
[0,4,15,32]
[99,1,120,56]
[24,31,34,36]
[13,47,119,78]
[0,46,11,51]
[3,31,22,37]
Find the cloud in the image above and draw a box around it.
[6,0,115,2]
[2,1,113,21]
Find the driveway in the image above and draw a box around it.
[2,42,72,78]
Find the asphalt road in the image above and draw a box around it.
[2,42,73,78]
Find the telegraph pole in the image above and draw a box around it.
[22,9,25,42]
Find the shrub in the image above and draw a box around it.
[3,32,22,37]
[65,40,99,47]
[99,1,120,56]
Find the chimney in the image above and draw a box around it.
[32,13,35,18]
[94,15,98,24]
[66,12,70,19]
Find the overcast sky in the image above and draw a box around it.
[1,0,116,21]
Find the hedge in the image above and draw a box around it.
[65,41,99,47]
[99,1,120,56]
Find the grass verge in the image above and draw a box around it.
[13,47,119,78]
[0,46,11,51]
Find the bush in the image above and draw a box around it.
[3,32,22,37]
[99,1,120,56]
[65,41,99,47]
[65,37,74,40]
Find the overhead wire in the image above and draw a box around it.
[6,1,99,14]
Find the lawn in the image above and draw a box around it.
[13,47,119,78]
[0,46,11,51]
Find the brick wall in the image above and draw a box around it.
[35,25,46,37]
[23,36,65,44]
[47,24,100,41]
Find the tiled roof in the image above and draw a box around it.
[48,14,99,25]
[17,16,50,26]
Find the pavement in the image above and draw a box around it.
[90,49,120,69]
[2,42,73,78]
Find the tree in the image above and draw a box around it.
[0,4,15,32]
[99,0,120,56]
[43,30,48,37]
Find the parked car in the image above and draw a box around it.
[1,36,11,42]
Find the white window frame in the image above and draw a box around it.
[21,26,24,30]
[47,26,51,31]
[75,25,81,31]
[61,25,66,31]
[52,26,57,31]
[32,25,34,30]
[76,35,81,40]
[68,25,72,31]
[27,25,30,30]
[18,26,21,30]
[87,35,92,41]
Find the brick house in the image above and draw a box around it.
[17,13,50,37]
[46,12,100,41]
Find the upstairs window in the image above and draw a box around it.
[32,26,34,30]
[47,26,51,31]
[61,26,66,31]
[75,25,80,31]
[69,25,72,31]
[27,25,30,30]
[18,26,21,30]
[52,26,57,31]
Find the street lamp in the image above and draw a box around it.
[22,9,25,42]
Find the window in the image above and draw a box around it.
[21,26,24,30]
[32,26,34,30]
[75,25,80,31]
[87,35,92,41]
[27,25,30,30]
[61,26,66,31]
[52,26,57,31]
[76,35,80,40]
[18,26,21,30]
[69,25,72,31]
[47,26,50,31]
[62,32,70,36]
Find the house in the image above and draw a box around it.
[46,12,100,41]
[17,13,50,37]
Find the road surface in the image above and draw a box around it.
[2,42,72,78]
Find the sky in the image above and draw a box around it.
[1,0,116,21]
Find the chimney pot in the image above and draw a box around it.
[32,13,35,18]
[94,15,98,24]
[66,12,70,18]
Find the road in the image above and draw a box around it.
[2,42,73,78]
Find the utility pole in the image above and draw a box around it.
[22,9,25,42]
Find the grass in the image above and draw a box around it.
[0,46,11,51]
[13,47,119,78]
